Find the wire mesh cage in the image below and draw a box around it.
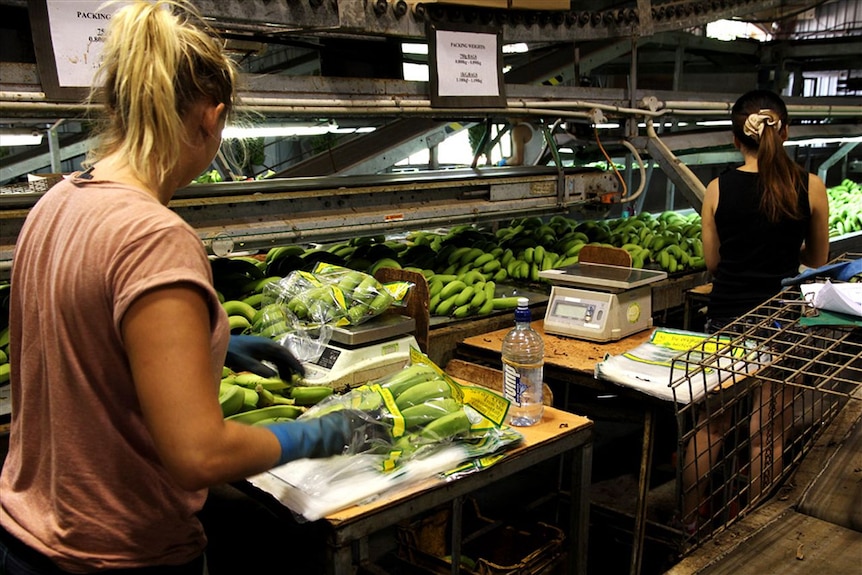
[669,253,862,550]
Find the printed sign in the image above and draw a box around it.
[30,0,132,99]
[428,22,505,108]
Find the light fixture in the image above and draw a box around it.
[503,43,529,54]
[0,129,43,147]
[222,122,378,139]
[222,122,339,139]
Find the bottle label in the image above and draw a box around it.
[502,360,542,406]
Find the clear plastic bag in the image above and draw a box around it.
[312,263,396,325]
[250,351,524,521]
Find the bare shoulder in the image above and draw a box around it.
[806,172,828,204]
[702,177,720,211]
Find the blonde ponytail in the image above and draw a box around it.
[85,1,237,188]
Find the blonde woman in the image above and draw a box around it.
[681,89,829,533]
[0,3,377,573]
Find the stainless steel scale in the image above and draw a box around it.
[301,314,418,392]
[538,263,667,342]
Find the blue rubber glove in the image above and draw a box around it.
[266,410,390,465]
[225,335,305,379]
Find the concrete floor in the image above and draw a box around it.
[665,390,862,575]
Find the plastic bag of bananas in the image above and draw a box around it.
[246,350,523,521]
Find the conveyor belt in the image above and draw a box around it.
[0,166,619,280]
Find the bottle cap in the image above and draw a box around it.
[517,297,529,307]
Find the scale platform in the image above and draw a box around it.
[539,263,667,342]
[302,314,418,392]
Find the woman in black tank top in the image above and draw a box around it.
[680,90,830,534]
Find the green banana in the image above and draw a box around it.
[453,286,475,307]
[289,385,334,405]
[471,252,495,268]
[219,383,246,417]
[401,398,462,429]
[492,297,521,311]
[460,270,485,286]
[447,247,472,265]
[394,379,453,411]
[434,294,459,316]
[417,408,472,441]
[228,315,252,333]
[481,259,501,274]
[226,404,304,424]
[254,385,296,408]
[383,364,441,397]
[469,286,487,309]
[439,280,466,300]
[265,245,306,263]
[337,270,367,293]
[241,292,269,310]
[241,387,259,412]
[234,372,290,391]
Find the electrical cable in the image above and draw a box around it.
[594,126,627,200]
[618,138,646,205]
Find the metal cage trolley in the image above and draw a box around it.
[669,253,862,549]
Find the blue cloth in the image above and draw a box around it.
[781,258,862,286]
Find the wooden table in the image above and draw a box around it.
[459,320,653,403]
[245,404,593,575]
[458,321,665,575]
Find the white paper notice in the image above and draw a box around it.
[435,30,499,97]
[801,281,862,317]
[45,1,131,87]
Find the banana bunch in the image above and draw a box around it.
[427,272,522,319]
[379,364,473,456]
[212,256,276,302]
[219,368,333,421]
[334,269,395,325]
[827,178,862,238]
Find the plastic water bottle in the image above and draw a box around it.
[501,297,544,426]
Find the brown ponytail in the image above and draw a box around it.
[731,90,806,223]
[84,1,238,188]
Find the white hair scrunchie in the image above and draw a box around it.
[743,109,782,141]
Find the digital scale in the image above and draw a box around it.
[538,263,667,342]
[300,314,418,392]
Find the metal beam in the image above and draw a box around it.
[0,137,90,183]
[187,0,788,44]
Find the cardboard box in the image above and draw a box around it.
[398,499,567,575]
